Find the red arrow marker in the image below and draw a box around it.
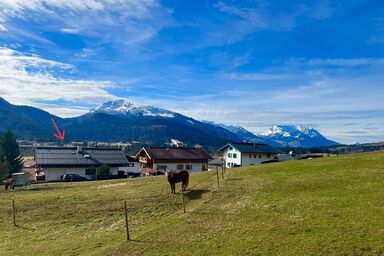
[51,118,65,141]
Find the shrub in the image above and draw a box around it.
[97,164,110,177]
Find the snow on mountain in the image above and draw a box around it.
[91,99,175,118]
[0,97,340,148]
[203,121,266,143]
[90,100,337,148]
[259,125,338,147]
[260,125,321,138]
[207,122,339,148]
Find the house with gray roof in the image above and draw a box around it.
[218,142,279,168]
[35,146,137,181]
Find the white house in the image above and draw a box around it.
[135,146,213,175]
[35,146,136,181]
[218,142,279,168]
[118,156,141,176]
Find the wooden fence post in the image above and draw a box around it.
[216,166,220,188]
[221,164,224,179]
[12,199,16,227]
[124,200,130,241]
[181,188,186,213]
[221,157,226,176]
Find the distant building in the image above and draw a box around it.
[168,139,184,148]
[119,156,141,175]
[135,147,213,175]
[218,142,279,168]
[35,146,136,181]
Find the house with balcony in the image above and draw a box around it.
[135,146,213,175]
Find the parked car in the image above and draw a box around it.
[127,172,141,178]
[61,174,88,182]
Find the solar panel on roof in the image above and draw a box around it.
[35,147,130,166]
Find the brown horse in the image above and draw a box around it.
[3,178,14,191]
[166,170,189,194]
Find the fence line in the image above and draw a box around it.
[1,174,219,217]
[188,174,215,190]
[2,170,228,241]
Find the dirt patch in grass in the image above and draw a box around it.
[95,182,128,189]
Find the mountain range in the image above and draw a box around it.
[0,97,338,148]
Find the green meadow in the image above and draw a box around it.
[1,151,383,255]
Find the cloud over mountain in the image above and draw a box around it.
[0,47,116,116]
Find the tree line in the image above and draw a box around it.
[0,130,23,180]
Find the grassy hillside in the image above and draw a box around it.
[1,152,384,255]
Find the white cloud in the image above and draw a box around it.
[134,73,384,144]
[290,58,384,67]
[225,72,298,81]
[0,0,172,45]
[74,48,96,58]
[0,24,7,31]
[214,1,335,31]
[0,47,73,70]
[214,2,267,28]
[60,28,79,34]
[0,47,117,117]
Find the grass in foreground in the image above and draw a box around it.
[1,151,384,255]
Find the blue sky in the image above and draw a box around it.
[0,0,383,143]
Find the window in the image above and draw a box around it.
[177,164,184,170]
[202,164,207,171]
[157,165,167,171]
[185,164,192,170]
[233,153,237,159]
[127,163,134,167]
[267,154,271,158]
[249,154,252,158]
[85,168,96,175]
[227,162,231,167]
[228,153,232,158]
[254,154,257,158]
[259,154,262,159]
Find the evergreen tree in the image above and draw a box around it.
[0,130,23,177]
[0,161,9,180]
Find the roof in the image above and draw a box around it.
[35,147,130,167]
[208,158,223,166]
[126,155,137,162]
[137,147,213,161]
[218,142,278,154]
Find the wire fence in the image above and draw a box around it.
[0,166,227,242]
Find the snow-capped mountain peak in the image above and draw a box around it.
[259,125,337,147]
[93,99,141,114]
[91,99,175,118]
[260,125,320,138]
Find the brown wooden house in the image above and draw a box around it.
[135,147,213,175]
